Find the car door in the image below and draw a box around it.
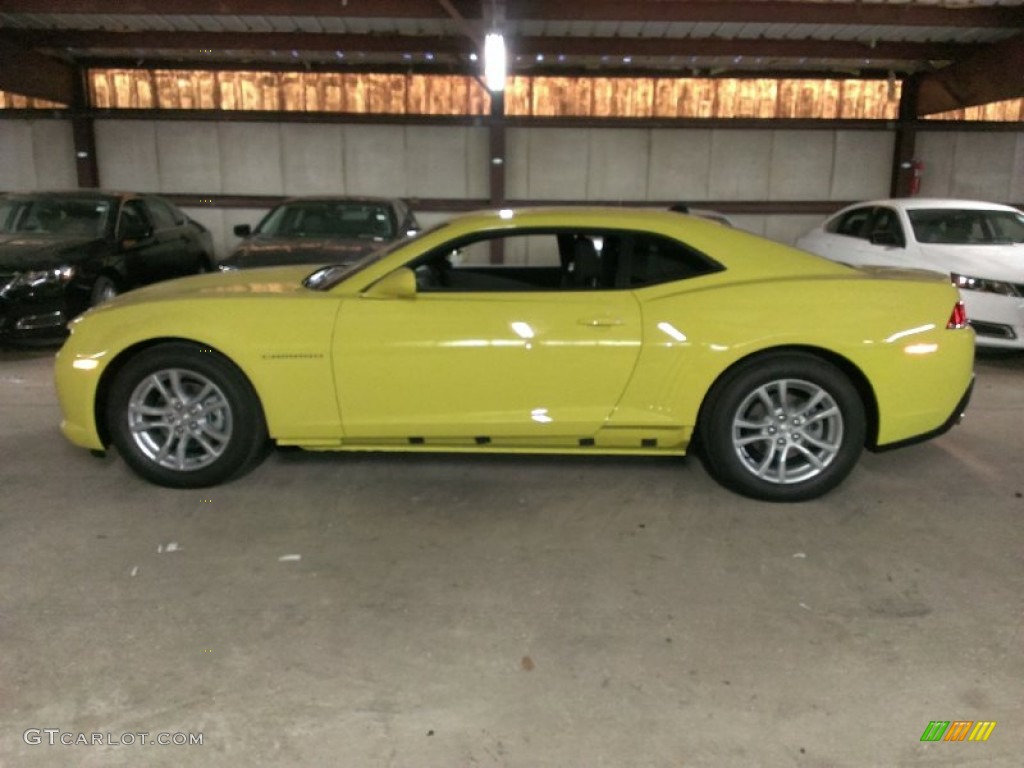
[115,198,175,287]
[821,205,915,268]
[858,206,913,264]
[142,197,200,277]
[809,205,879,266]
[332,230,642,441]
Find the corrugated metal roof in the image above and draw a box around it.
[1,0,1021,76]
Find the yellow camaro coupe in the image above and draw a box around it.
[55,208,975,502]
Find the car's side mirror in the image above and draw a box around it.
[363,267,417,299]
[233,224,252,237]
[870,231,902,247]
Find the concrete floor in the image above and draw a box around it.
[0,345,1021,768]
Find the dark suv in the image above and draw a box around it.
[0,191,214,342]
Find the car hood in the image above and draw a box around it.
[225,236,381,268]
[0,233,100,270]
[916,243,1024,283]
[89,266,317,311]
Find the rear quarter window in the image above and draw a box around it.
[625,233,722,288]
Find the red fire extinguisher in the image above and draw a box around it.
[909,160,924,196]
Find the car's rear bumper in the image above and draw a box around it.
[872,375,974,452]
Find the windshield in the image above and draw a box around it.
[0,197,110,238]
[257,201,396,240]
[908,208,1024,245]
[304,221,450,291]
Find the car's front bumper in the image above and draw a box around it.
[961,291,1024,349]
[0,285,84,342]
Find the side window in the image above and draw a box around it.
[403,207,420,235]
[143,198,179,231]
[624,233,721,288]
[411,232,571,293]
[453,233,564,268]
[118,200,151,239]
[865,207,906,247]
[828,207,874,239]
[408,229,718,293]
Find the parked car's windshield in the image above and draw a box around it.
[908,208,1024,245]
[0,197,111,238]
[304,222,449,291]
[257,201,396,240]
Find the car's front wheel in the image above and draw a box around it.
[107,343,268,488]
[90,274,119,306]
[698,353,866,502]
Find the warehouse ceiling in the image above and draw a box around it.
[1,0,1022,114]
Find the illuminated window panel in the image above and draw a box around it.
[4,71,1022,122]
[88,70,490,115]
[925,97,1024,122]
[0,90,67,109]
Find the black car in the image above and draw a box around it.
[0,191,214,342]
[221,196,419,269]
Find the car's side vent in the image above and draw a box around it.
[642,438,657,448]
[475,436,491,445]
[408,437,425,445]
[579,438,595,447]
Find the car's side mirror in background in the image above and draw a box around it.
[233,224,252,237]
[363,267,417,299]
[870,231,902,247]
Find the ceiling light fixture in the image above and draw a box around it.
[484,32,506,92]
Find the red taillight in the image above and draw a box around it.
[947,301,968,329]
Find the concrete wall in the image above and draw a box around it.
[90,119,489,256]
[916,130,1024,202]
[506,127,893,204]
[502,125,895,246]
[0,119,77,190]
[2,116,1021,258]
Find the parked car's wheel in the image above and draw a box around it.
[90,274,119,306]
[107,343,268,488]
[698,353,866,502]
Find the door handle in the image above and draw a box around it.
[578,316,624,327]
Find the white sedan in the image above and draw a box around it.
[797,199,1024,349]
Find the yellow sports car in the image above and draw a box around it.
[55,208,975,502]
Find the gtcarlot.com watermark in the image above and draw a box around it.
[24,729,203,747]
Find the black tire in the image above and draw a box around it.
[698,353,866,502]
[90,274,119,306]
[107,343,269,488]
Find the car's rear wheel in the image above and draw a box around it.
[698,353,865,502]
[107,343,268,488]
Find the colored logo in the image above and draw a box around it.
[920,721,996,742]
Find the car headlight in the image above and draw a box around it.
[3,266,75,293]
[951,273,1020,297]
